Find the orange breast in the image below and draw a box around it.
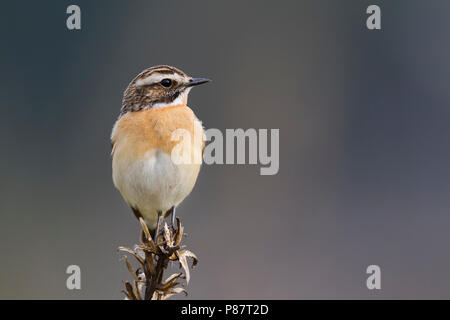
[111,105,204,161]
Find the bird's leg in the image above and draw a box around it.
[154,211,162,243]
[169,206,177,269]
[171,206,177,228]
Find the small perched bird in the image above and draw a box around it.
[111,65,210,239]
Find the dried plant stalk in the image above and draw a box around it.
[119,217,198,300]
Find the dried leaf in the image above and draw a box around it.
[159,281,179,292]
[163,272,184,284]
[174,220,184,246]
[124,256,139,281]
[139,217,151,242]
[176,216,181,231]
[159,293,176,300]
[179,249,199,268]
[122,290,134,300]
[165,287,187,295]
[133,281,142,300]
[135,244,158,255]
[177,251,191,284]
[118,247,145,266]
[124,281,137,300]
[158,273,184,291]
[163,223,173,247]
[143,236,158,252]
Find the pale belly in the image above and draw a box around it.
[112,148,201,229]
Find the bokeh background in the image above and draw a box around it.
[1,0,450,299]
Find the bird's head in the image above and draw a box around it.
[121,65,210,115]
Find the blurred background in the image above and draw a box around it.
[1,0,450,299]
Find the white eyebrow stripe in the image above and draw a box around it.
[135,73,187,87]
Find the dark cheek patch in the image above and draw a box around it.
[120,83,185,116]
[153,89,181,105]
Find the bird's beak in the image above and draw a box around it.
[185,78,211,88]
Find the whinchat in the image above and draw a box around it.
[111,65,210,239]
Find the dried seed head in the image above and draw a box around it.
[119,217,198,300]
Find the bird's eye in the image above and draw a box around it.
[160,78,172,87]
